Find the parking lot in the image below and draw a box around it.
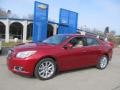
[0,48,120,90]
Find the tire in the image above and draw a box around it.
[34,58,57,80]
[96,55,109,69]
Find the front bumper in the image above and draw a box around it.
[7,56,37,76]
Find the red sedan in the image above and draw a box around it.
[7,34,113,80]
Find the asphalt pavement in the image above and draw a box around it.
[0,48,120,90]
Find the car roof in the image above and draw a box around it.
[57,34,96,38]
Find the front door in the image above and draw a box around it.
[59,37,89,70]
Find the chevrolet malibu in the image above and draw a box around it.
[7,34,113,80]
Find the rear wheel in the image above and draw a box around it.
[34,58,57,80]
[96,55,108,69]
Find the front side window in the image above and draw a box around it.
[42,35,69,45]
[69,37,84,48]
[86,37,99,46]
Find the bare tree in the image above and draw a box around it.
[0,8,7,17]
[0,8,19,18]
[110,30,116,36]
[10,14,19,18]
[27,14,33,19]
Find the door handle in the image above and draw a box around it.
[82,50,87,52]
[98,48,102,51]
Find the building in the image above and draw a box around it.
[0,17,58,43]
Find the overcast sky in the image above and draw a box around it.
[0,0,120,35]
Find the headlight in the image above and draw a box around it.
[16,51,37,58]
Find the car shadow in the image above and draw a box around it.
[12,66,96,80]
[57,66,96,76]
[12,72,35,79]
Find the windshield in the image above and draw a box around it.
[42,35,70,45]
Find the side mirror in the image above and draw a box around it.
[64,43,73,49]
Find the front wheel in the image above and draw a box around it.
[96,55,109,69]
[34,58,57,80]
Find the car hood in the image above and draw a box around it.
[13,42,57,52]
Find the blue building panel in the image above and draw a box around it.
[32,1,49,42]
[58,8,78,34]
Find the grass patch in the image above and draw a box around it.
[2,41,23,47]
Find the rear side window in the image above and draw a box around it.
[86,37,99,46]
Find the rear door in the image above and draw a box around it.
[82,37,101,66]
